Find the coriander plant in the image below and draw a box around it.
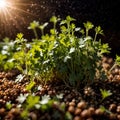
[0,16,110,88]
[28,16,110,87]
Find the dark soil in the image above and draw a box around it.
[0,56,120,120]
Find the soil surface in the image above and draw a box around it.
[0,56,120,120]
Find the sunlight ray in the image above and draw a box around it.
[0,0,37,38]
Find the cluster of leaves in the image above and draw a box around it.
[0,37,16,70]
[100,89,112,101]
[0,16,110,87]
[16,93,71,120]
[109,55,120,73]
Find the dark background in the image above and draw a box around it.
[0,0,120,56]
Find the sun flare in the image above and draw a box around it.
[0,0,39,39]
[0,0,7,9]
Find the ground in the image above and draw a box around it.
[0,56,120,120]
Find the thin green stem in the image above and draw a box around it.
[109,63,117,73]
[33,29,38,39]
[94,33,97,42]
[86,29,88,37]
[67,22,71,38]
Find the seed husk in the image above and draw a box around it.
[109,104,117,112]
[68,106,75,113]
[74,108,82,115]
[73,116,81,120]
[81,109,90,118]
[77,101,86,109]
[95,108,104,116]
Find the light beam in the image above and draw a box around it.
[0,0,9,10]
[0,0,7,8]
[0,0,37,39]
